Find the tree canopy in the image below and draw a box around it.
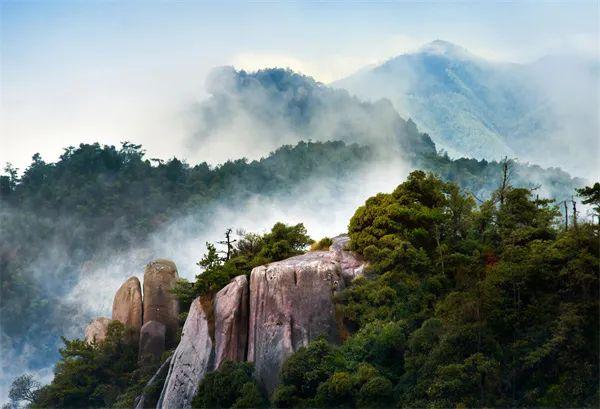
[274,172,598,407]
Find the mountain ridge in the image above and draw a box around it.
[333,40,599,177]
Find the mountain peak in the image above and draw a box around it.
[417,39,473,59]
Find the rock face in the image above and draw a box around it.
[84,317,112,344]
[329,234,351,252]
[331,234,366,283]
[112,276,143,340]
[157,297,213,409]
[143,259,180,347]
[247,251,346,394]
[84,235,366,401]
[139,320,166,362]
[214,275,249,369]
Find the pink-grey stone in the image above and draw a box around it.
[247,251,346,394]
[139,320,166,362]
[330,234,366,283]
[214,275,249,369]
[143,259,180,347]
[157,297,213,409]
[84,317,112,344]
[112,276,143,341]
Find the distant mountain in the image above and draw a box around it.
[333,40,599,177]
[187,67,437,163]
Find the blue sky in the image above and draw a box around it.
[1,0,599,170]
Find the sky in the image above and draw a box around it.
[0,1,599,402]
[1,0,599,172]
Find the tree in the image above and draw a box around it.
[191,361,266,408]
[1,163,19,196]
[577,182,600,217]
[217,228,237,261]
[8,374,41,405]
[273,338,339,407]
[498,157,513,205]
[31,322,137,408]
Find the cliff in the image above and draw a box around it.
[157,234,364,408]
[86,235,365,408]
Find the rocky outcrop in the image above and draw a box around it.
[84,235,366,401]
[331,234,365,283]
[214,275,249,369]
[329,234,351,252]
[139,320,166,362]
[112,276,143,340]
[248,251,346,394]
[157,297,213,409]
[143,259,180,347]
[84,317,112,344]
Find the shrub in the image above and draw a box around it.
[310,237,333,251]
[191,361,266,409]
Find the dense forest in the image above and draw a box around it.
[8,168,597,408]
[0,135,588,407]
[270,172,599,408]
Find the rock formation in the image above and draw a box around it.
[143,259,180,347]
[331,234,366,283]
[139,320,166,362]
[157,297,213,409]
[89,235,366,405]
[112,276,143,340]
[247,250,346,394]
[214,275,249,369]
[84,317,112,344]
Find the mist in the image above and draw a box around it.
[333,42,600,178]
[0,155,411,402]
[0,61,591,404]
[1,65,423,401]
[182,66,431,166]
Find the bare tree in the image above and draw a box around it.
[571,196,578,229]
[217,228,237,261]
[499,157,513,206]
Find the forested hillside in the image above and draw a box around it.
[271,172,599,408]
[12,170,598,408]
[0,68,587,402]
[334,40,599,176]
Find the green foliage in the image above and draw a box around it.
[191,361,267,409]
[577,182,600,215]
[2,141,346,382]
[277,171,598,408]
[31,321,138,408]
[174,223,311,311]
[1,137,587,408]
[310,237,333,251]
[7,373,41,406]
[272,338,339,408]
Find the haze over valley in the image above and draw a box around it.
[1,2,598,407]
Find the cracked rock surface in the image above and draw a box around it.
[157,297,213,409]
[247,250,346,394]
[214,275,249,369]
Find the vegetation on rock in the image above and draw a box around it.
[172,222,312,313]
[275,171,599,407]
[2,140,591,408]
